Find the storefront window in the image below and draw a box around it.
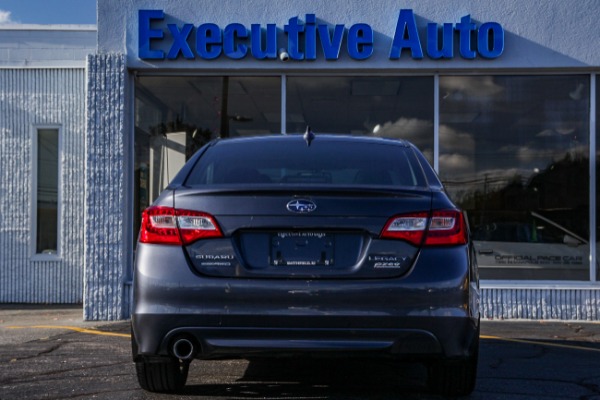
[439,75,590,280]
[286,76,434,161]
[134,76,281,239]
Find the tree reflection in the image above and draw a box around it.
[445,151,589,240]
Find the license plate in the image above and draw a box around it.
[270,232,334,266]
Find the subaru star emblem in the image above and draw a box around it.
[286,199,317,213]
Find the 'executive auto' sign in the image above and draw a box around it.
[139,9,504,61]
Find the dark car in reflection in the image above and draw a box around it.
[131,133,480,396]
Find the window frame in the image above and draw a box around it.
[31,125,63,261]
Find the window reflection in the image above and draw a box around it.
[286,76,434,162]
[597,77,599,281]
[440,75,590,280]
[134,76,281,242]
[36,128,59,255]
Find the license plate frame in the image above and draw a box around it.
[270,231,335,267]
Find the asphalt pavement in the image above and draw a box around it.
[2,305,600,399]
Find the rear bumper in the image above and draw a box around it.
[133,315,478,360]
[132,243,479,361]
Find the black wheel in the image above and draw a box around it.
[135,357,189,393]
[427,336,479,396]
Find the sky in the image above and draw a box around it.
[0,0,96,25]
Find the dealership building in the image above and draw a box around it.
[0,0,599,320]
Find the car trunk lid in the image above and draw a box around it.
[175,188,432,279]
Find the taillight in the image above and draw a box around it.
[425,210,467,246]
[176,210,223,244]
[381,210,467,246]
[139,206,222,245]
[380,212,428,245]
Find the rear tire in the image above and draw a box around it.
[427,337,479,396]
[135,357,189,393]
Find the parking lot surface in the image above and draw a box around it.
[2,305,600,399]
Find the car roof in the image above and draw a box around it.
[209,134,412,148]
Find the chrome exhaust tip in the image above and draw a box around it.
[172,338,196,361]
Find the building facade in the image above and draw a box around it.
[0,25,95,304]
[1,0,600,320]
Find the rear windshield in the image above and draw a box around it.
[185,138,428,188]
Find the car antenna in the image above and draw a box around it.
[303,126,315,147]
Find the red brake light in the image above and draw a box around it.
[139,206,222,245]
[140,206,180,245]
[425,210,467,246]
[381,210,467,246]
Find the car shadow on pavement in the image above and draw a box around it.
[180,358,433,399]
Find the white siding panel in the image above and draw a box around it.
[0,68,85,303]
[481,288,600,321]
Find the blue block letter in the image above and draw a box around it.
[455,15,476,59]
[139,9,165,59]
[167,23,195,59]
[305,14,317,60]
[389,9,423,59]
[318,24,345,60]
[427,23,454,59]
[348,24,373,60]
[251,24,277,59]
[284,17,305,60]
[197,23,222,59]
[478,22,504,59]
[224,23,248,59]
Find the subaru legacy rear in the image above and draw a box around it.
[131,133,480,396]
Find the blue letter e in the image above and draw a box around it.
[139,10,165,59]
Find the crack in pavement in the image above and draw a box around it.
[0,359,133,385]
[4,343,63,363]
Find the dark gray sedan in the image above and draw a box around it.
[131,133,480,396]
